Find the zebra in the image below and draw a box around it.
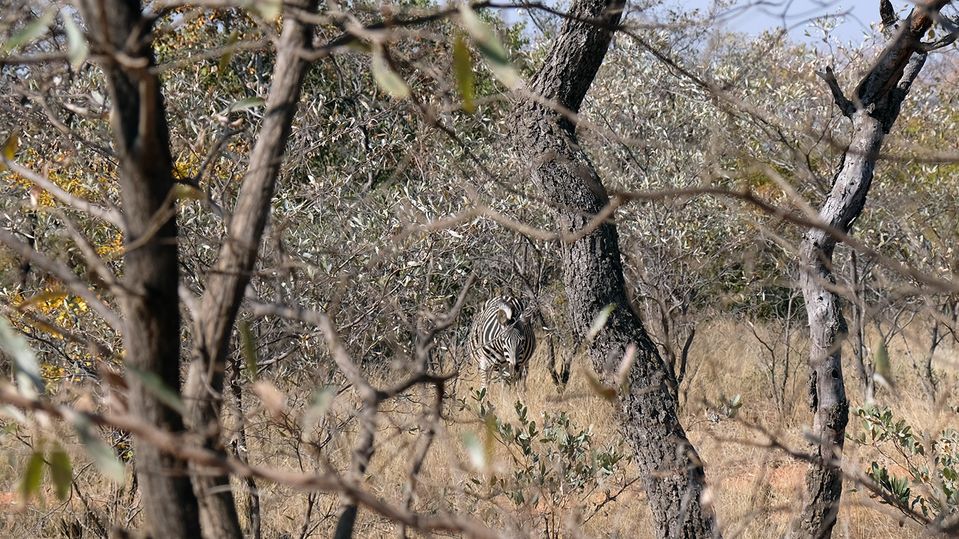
[468,294,537,386]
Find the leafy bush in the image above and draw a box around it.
[460,388,632,533]
[851,405,959,523]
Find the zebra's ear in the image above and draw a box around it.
[497,307,510,324]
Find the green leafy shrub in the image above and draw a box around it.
[851,405,959,523]
[461,388,632,533]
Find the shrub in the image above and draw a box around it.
[851,405,959,523]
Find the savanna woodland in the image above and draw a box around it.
[1,0,959,537]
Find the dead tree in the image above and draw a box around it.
[509,0,717,536]
[792,2,953,537]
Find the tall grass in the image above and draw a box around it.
[2,319,955,538]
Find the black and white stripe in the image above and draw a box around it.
[468,295,536,385]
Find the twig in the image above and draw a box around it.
[0,384,500,539]
[0,303,115,359]
[2,160,123,228]
[398,381,445,539]
[0,229,123,332]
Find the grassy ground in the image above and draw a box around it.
[1,318,956,538]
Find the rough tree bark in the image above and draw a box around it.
[182,2,317,537]
[510,1,717,536]
[79,0,202,536]
[791,2,949,537]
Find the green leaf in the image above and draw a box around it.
[873,341,895,392]
[1,130,18,164]
[126,365,186,416]
[223,96,266,115]
[1,10,55,56]
[49,446,72,500]
[0,130,18,172]
[458,5,507,63]
[300,386,335,441]
[462,431,486,471]
[61,12,88,70]
[239,320,258,380]
[217,31,240,74]
[0,316,45,398]
[20,450,45,501]
[345,40,372,54]
[943,466,957,482]
[729,394,743,408]
[586,304,616,341]
[173,182,204,201]
[253,0,282,21]
[457,5,521,88]
[452,33,475,113]
[461,414,498,474]
[371,47,410,99]
[71,414,124,483]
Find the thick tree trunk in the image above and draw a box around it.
[510,1,717,536]
[79,0,201,536]
[795,111,877,539]
[183,3,316,537]
[791,3,947,537]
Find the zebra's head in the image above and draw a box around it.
[491,295,523,325]
[471,292,536,386]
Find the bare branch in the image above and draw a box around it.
[0,385,499,539]
[56,211,125,295]
[409,186,959,296]
[0,229,122,332]
[920,30,959,50]
[2,161,123,228]
[815,66,856,118]
[398,381,445,539]
[0,303,115,359]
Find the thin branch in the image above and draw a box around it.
[398,381,445,539]
[246,299,457,403]
[1,303,115,359]
[815,66,856,117]
[407,186,959,296]
[0,229,122,332]
[2,161,123,228]
[920,30,959,50]
[0,385,499,539]
[710,419,935,529]
[56,210,127,296]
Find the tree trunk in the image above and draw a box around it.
[183,3,316,537]
[791,3,947,536]
[79,0,201,536]
[332,405,376,539]
[228,354,261,539]
[847,252,876,404]
[510,1,717,536]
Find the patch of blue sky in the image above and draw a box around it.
[679,0,890,44]
[500,0,902,46]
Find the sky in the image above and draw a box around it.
[501,1,896,46]
[679,0,887,44]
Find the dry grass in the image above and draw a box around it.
[1,318,957,538]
